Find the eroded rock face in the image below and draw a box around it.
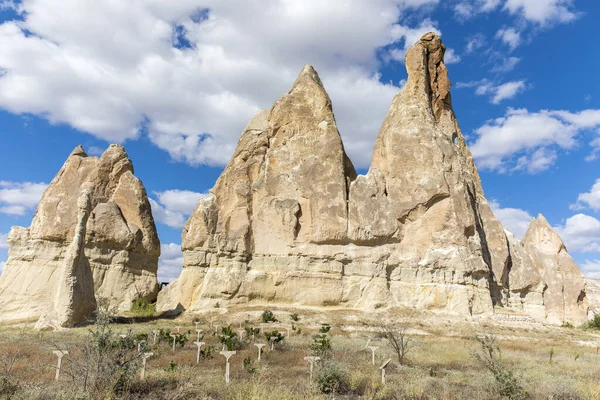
[522,215,588,325]
[158,33,589,325]
[0,145,160,325]
[585,278,600,317]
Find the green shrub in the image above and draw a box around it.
[219,326,241,350]
[265,331,285,344]
[261,310,276,323]
[130,298,156,317]
[471,334,529,400]
[243,356,257,374]
[585,313,600,330]
[245,326,260,340]
[290,313,299,322]
[316,363,349,395]
[311,324,332,358]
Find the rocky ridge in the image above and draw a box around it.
[157,33,589,325]
[0,145,160,326]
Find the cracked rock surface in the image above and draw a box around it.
[155,33,588,325]
[0,145,160,326]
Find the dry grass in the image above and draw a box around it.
[0,306,599,399]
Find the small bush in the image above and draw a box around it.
[130,298,156,317]
[561,322,574,329]
[316,363,349,395]
[265,331,285,345]
[243,356,257,374]
[471,334,529,400]
[261,310,276,323]
[311,324,332,359]
[585,313,600,330]
[219,326,241,350]
[290,313,299,322]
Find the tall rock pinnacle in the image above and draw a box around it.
[0,145,160,326]
[158,34,589,325]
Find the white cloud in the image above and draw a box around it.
[456,79,526,104]
[87,146,104,156]
[149,189,205,229]
[571,179,600,211]
[454,0,501,19]
[464,33,486,54]
[0,232,7,249]
[0,261,4,275]
[470,108,600,173]
[158,242,184,282]
[490,200,533,239]
[149,199,186,229]
[495,27,521,51]
[0,181,47,216]
[387,19,441,63]
[490,80,526,103]
[490,56,520,73]
[154,189,206,215]
[0,0,443,169]
[512,148,557,174]
[580,259,600,279]
[554,214,600,253]
[444,48,461,64]
[503,0,579,25]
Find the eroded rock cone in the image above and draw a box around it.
[0,145,160,325]
[522,215,588,325]
[158,33,589,325]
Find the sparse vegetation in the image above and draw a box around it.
[377,323,417,365]
[0,308,599,399]
[585,313,600,330]
[310,323,332,359]
[130,298,156,317]
[261,310,277,323]
[471,334,529,400]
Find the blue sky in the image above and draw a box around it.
[1,0,600,282]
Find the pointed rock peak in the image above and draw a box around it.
[404,32,451,122]
[523,213,566,254]
[289,64,328,98]
[101,144,128,158]
[70,145,87,158]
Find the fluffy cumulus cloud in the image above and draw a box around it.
[571,179,600,211]
[555,214,600,253]
[490,200,533,239]
[149,189,206,229]
[456,79,526,104]
[0,181,47,216]
[0,0,449,169]
[580,259,600,279]
[495,27,521,50]
[470,108,600,173]
[490,56,520,73]
[454,0,501,19]
[158,242,184,282]
[503,0,579,25]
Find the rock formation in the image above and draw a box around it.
[156,33,588,325]
[0,145,160,325]
[585,278,600,317]
[522,215,588,325]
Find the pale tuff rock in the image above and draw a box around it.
[0,145,160,325]
[522,215,588,325]
[35,191,96,329]
[157,33,589,325]
[585,278,600,317]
